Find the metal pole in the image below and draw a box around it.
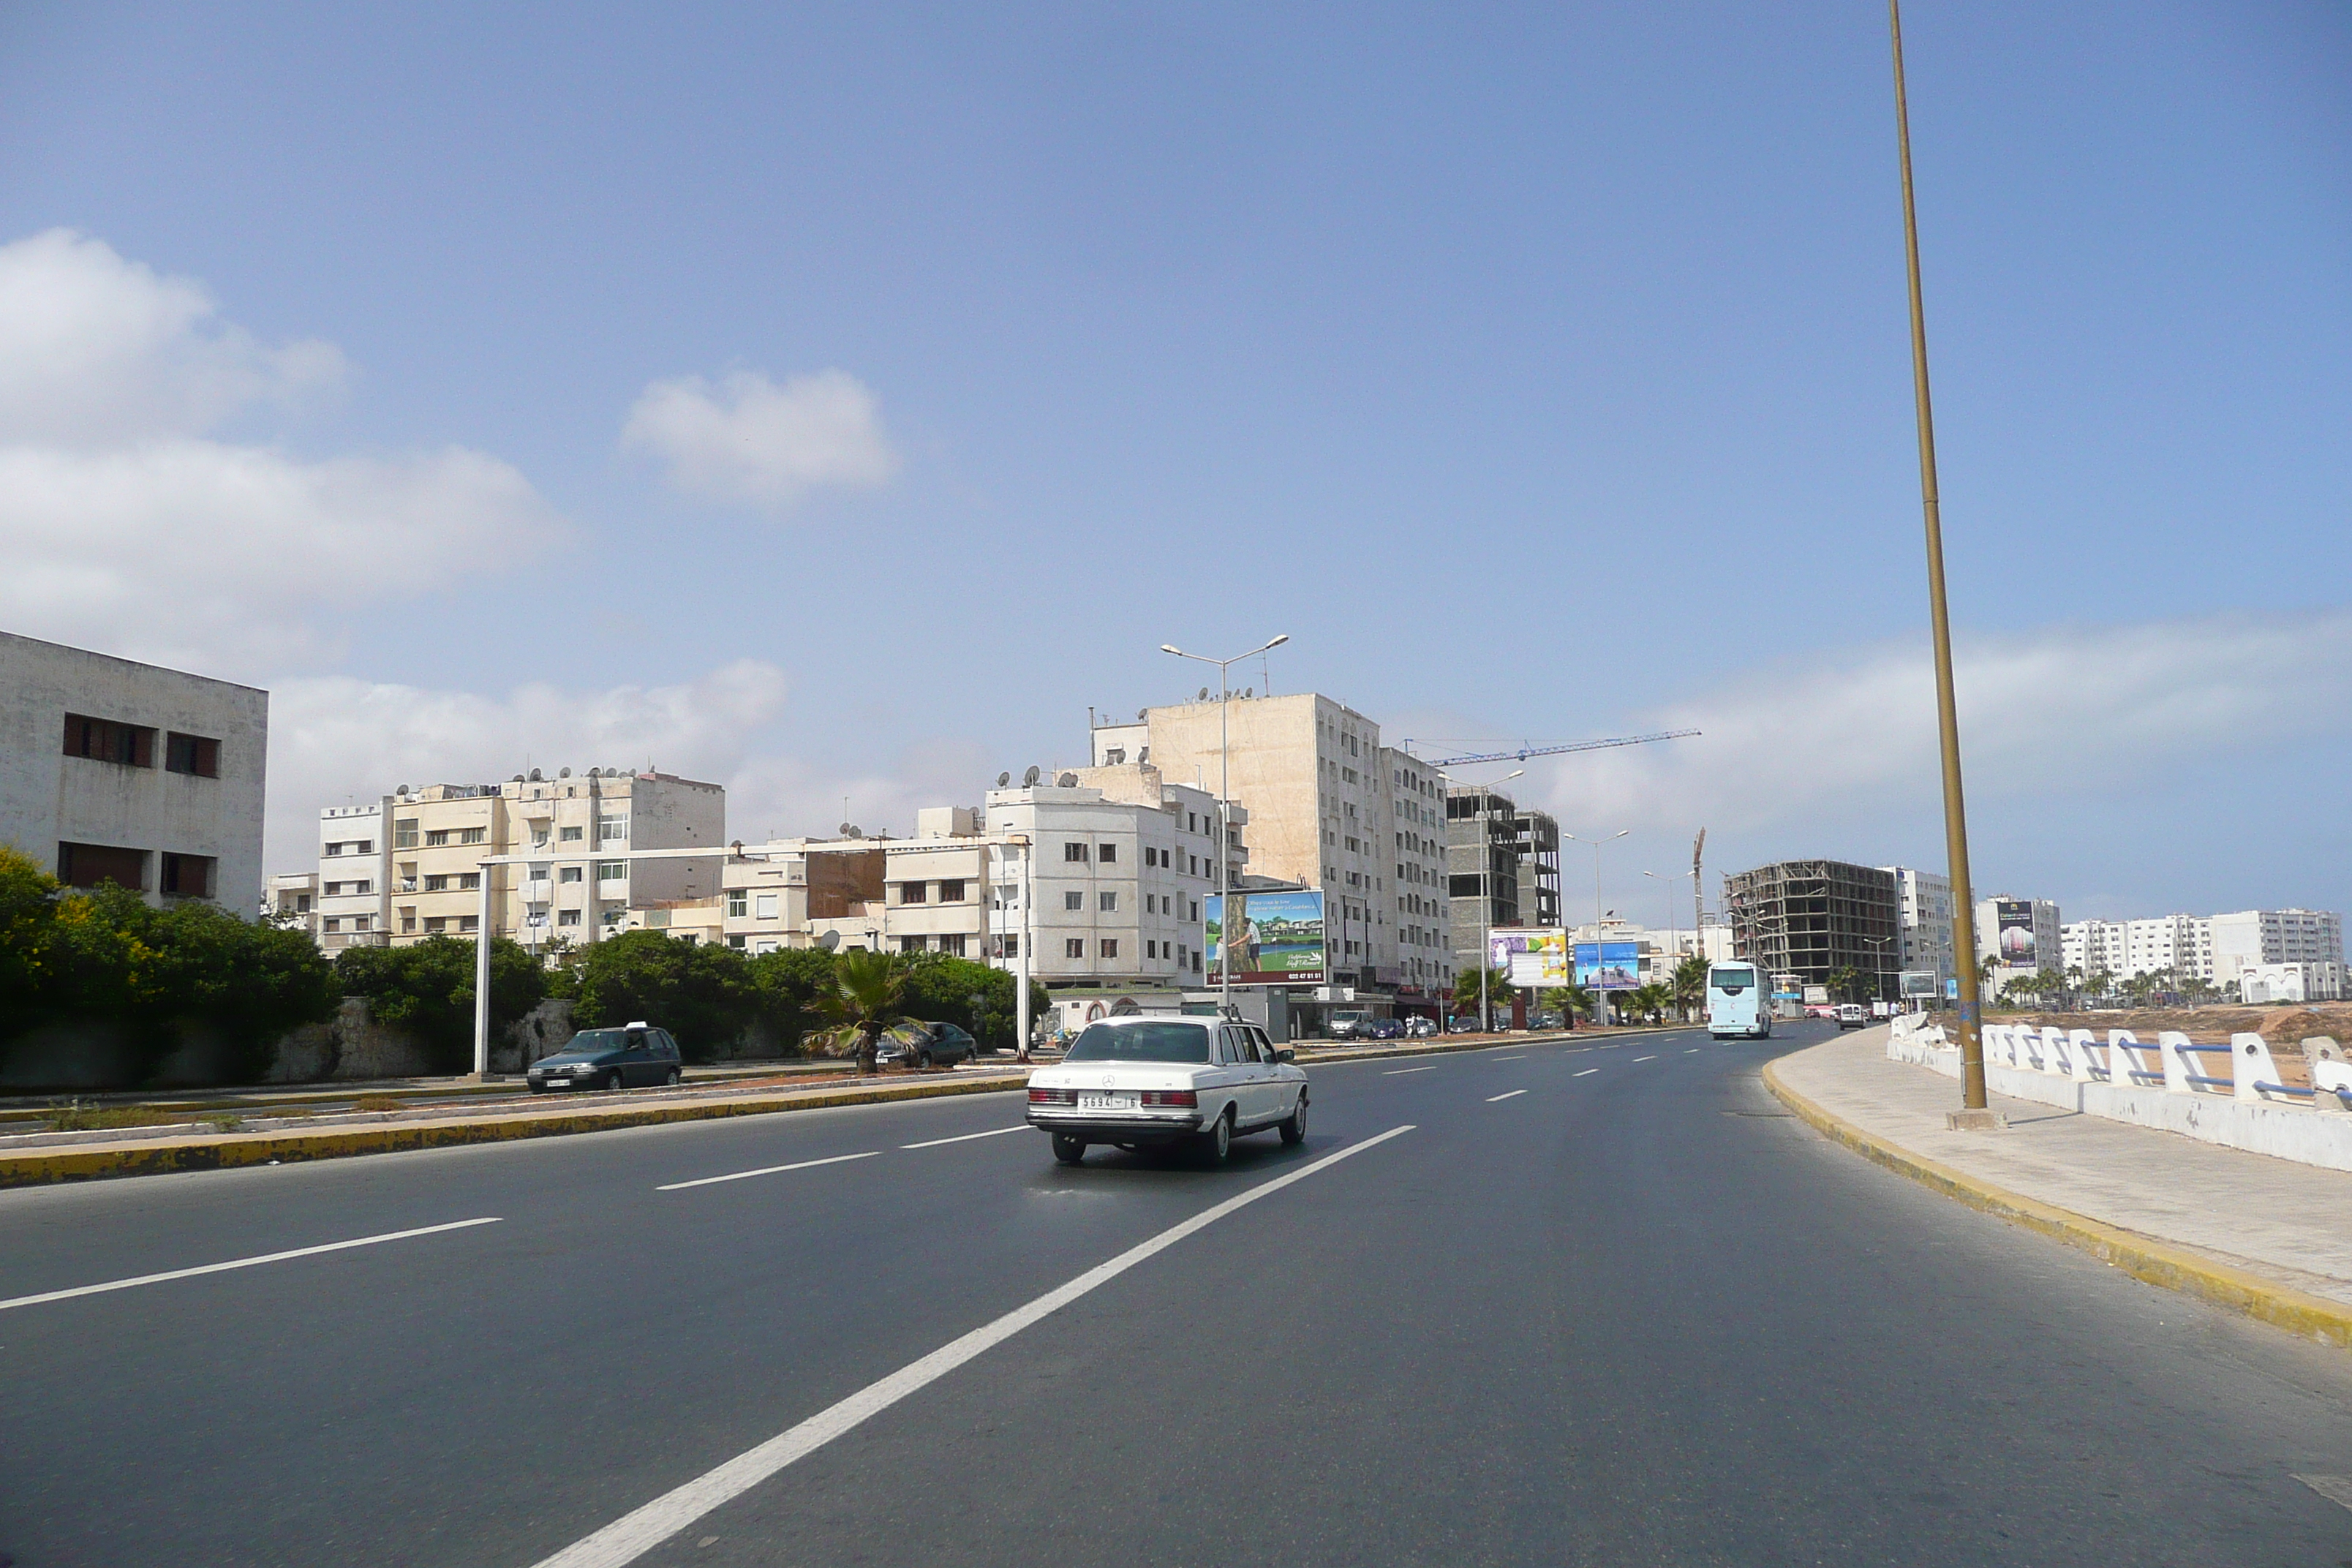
[1014,836,1033,1061]
[1480,817,1491,1033]
[1892,0,1985,1109]
[1218,662,1231,1022]
[472,862,492,1079]
[1593,842,1606,1028]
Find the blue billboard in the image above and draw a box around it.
[1573,940,1640,991]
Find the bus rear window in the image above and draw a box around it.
[1711,968,1754,992]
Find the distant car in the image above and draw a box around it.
[1026,1017,1308,1165]
[1329,1014,1371,1041]
[1368,1019,1404,1041]
[1404,1017,1439,1039]
[875,1021,978,1070]
[1836,1003,1867,1030]
[527,1022,682,1092]
[1447,1015,1482,1033]
[1806,1004,1836,1020]
[1531,1011,1564,1030]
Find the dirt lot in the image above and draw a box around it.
[1991,1003,2352,1047]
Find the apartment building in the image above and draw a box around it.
[2210,908,2343,982]
[1,631,268,912]
[1974,895,2062,990]
[1091,693,1452,998]
[315,800,391,951]
[1447,785,1520,973]
[267,872,318,936]
[2059,908,2340,988]
[1881,866,1956,990]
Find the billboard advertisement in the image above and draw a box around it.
[1488,928,1569,988]
[1899,969,1940,998]
[1994,899,2039,967]
[1572,940,1641,992]
[1206,890,1324,985]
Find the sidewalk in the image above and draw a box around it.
[1768,1027,2352,1345]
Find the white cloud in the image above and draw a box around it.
[622,368,897,508]
[0,228,345,445]
[0,230,562,675]
[1519,608,2352,840]
[267,661,794,868]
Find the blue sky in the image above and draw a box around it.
[1,2,2345,924]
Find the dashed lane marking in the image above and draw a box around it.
[0,1218,502,1313]
[900,1126,1028,1150]
[1382,1066,1439,1076]
[1573,1068,1599,1077]
[657,1150,878,1191]
[1486,1090,1529,1103]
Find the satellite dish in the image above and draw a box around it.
[730,840,744,856]
[558,766,571,778]
[513,774,526,783]
[529,767,543,782]
[838,821,856,835]
[1198,687,1210,701]
[395,783,410,796]
[1136,709,1146,721]
[587,767,600,778]
[1022,766,1041,787]
[1057,772,1078,788]
[818,930,840,951]
[1243,687,1254,698]
[996,771,1011,788]
[1138,747,1150,764]
[846,826,864,839]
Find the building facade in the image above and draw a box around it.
[1,632,268,912]
[1882,866,1956,992]
[1974,895,2062,992]
[1447,785,1520,975]
[1723,859,1901,990]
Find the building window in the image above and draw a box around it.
[900,935,927,952]
[1003,934,1019,959]
[938,879,965,902]
[560,826,584,843]
[559,867,584,884]
[353,881,372,895]
[354,840,372,854]
[1065,891,1084,911]
[598,862,627,881]
[459,916,478,932]
[728,934,746,949]
[559,910,581,927]
[61,715,154,767]
[425,829,451,847]
[728,889,749,918]
[1146,940,1158,959]
[324,917,342,933]
[1098,843,1117,864]
[1191,900,1200,921]
[423,874,451,892]
[755,892,778,919]
[393,818,418,849]
[459,826,487,845]
[900,881,928,905]
[939,933,967,957]
[425,916,448,933]
[1100,939,1119,959]
[353,915,371,932]
[1192,949,1202,973]
[598,818,628,843]
[1066,938,1085,959]
[399,909,416,933]
[163,732,221,777]
[1099,892,1117,912]
[325,843,344,858]
[1064,842,1089,862]
[458,872,481,891]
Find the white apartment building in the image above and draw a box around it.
[1975,895,2061,990]
[267,871,318,936]
[2209,908,2343,984]
[2239,962,2345,1004]
[1882,866,1956,990]
[1,631,268,912]
[1091,693,1452,999]
[2060,908,2340,989]
[293,768,725,951]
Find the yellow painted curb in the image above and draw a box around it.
[0,1073,1026,1189]
[1761,1056,2352,1350]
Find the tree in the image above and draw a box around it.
[1670,955,1708,1022]
[1828,965,1863,1004]
[336,936,548,1074]
[820,948,913,1074]
[568,931,750,1062]
[1627,982,1671,1025]
[1452,966,1513,1025]
[897,951,1045,1052]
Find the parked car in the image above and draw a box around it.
[1329,1013,1372,1041]
[527,1022,682,1093]
[1026,1016,1308,1165]
[875,1020,978,1070]
[1836,1003,1868,1030]
[1403,1017,1439,1039]
[1447,1015,1482,1033]
[1368,1019,1404,1041]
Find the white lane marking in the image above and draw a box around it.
[2296,1474,2352,1512]
[900,1126,1026,1150]
[657,1151,878,1191]
[1573,1068,1599,1077]
[535,1125,1417,1568]
[1486,1090,1529,1103]
[1382,1066,1439,1076]
[1685,1049,1700,1055]
[1492,1055,1526,1061]
[0,1217,502,1313]
[1633,1055,1656,1063]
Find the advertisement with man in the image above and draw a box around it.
[1488,928,1568,988]
[1206,890,1325,985]
[1572,940,1640,991]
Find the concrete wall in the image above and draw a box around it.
[0,631,268,913]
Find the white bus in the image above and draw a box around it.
[1706,962,1771,1040]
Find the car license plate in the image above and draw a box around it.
[1077,1092,1137,1111]
[543,1077,569,1088]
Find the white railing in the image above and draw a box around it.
[1964,1022,2349,1109]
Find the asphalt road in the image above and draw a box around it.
[7,1022,2352,1566]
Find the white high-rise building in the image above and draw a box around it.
[1882,866,1955,990]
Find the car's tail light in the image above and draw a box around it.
[1139,1089,1198,1108]
[1028,1087,1077,1104]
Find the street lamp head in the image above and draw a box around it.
[1502,768,1524,781]
[1159,644,1183,656]
[1262,633,1289,651]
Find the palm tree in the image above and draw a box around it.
[1670,955,1708,1021]
[1828,965,1863,1004]
[1628,982,1671,1025]
[821,948,912,1074]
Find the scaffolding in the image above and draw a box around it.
[1722,859,1900,991]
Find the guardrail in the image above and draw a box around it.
[1890,1014,2352,1112]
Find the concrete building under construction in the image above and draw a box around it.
[1722,859,1901,992]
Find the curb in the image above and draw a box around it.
[0,1073,1027,1190]
[1760,1055,2352,1350]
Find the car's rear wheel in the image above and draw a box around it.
[1279,1093,1308,1145]
[604,1071,625,1091]
[1197,1108,1232,1165]
[663,1068,681,1087]
[918,1049,934,1071]
[1051,1133,1086,1165]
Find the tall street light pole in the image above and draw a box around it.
[1161,634,1289,1021]
[1564,830,1628,1026]
[1891,0,1984,1110]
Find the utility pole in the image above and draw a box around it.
[1891,0,1986,1112]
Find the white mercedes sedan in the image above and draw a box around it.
[1027,1016,1308,1166]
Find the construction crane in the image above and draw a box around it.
[1401,730,1700,769]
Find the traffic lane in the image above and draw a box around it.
[633,1021,2352,1568]
[0,1084,1043,1302]
[0,1064,1419,1567]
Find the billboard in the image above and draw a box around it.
[1573,940,1641,992]
[1994,899,2039,967]
[1206,890,1324,985]
[1899,969,1940,998]
[1488,928,1569,988]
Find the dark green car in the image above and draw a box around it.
[526,1022,683,1092]
[874,1021,978,1071]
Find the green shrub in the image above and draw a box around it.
[333,936,547,1074]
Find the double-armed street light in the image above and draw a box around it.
[1160,635,1289,1021]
